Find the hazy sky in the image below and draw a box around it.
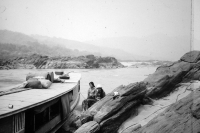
[0,0,199,42]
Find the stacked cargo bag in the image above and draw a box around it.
[25,72,53,89]
[53,71,70,82]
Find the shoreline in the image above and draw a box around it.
[72,51,200,133]
[118,81,200,133]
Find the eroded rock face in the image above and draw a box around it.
[99,101,139,133]
[61,110,82,132]
[182,61,200,82]
[144,61,194,98]
[134,88,200,133]
[74,121,100,133]
[192,97,200,119]
[180,50,200,63]
[122,124,141,133]
[144,51,200,98]
[78,82,147,133]
[93,83,147,123]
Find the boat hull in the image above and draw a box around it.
[0,73,81,133]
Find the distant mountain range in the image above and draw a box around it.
[86,35,200,61]
[0,33,92,60]
[31,34,148,60]
[0,30,148,61]
[1,30,198,61]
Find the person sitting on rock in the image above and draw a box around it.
[82,82,106,111]
[95,84,106,101]
[87,82,96,99]
[82,82,97,111]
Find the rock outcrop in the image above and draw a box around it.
[129,60,172,68]
[144,50,200,99]
[73,50,200,133]
[75,82,147,133]
[74,121,100,133]
[134,88,200,133]
[0,54,124,69]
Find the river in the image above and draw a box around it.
[0,65,157,105]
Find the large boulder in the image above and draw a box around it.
[85,82,147,123]
[74,121,100,133]
[144,51,200,99]
[182,60,200,82]
[61,110,82,132]
[99,101,140,133]
[134,88,200,133]
[77,82,147,133]
[180,50,200,63]
[144,60,194,98]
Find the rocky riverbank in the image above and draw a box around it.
[131,60,172,68]
[63,50,200,133]
[0,54,124,69]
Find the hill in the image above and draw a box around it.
[31,34,146,61]
[0,42,92,59]
[86,34,200,61]
[0,30,146,61]
[0,30,93,59]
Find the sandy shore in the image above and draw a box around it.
[118,80,200,133]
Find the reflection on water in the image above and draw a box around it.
[0,67,157,103]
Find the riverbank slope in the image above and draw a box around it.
[67,50,200,133]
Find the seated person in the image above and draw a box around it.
[82,82,106,111]
[95,84,106,100]
[87,82,96,99]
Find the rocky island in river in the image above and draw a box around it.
[0,54,124,69]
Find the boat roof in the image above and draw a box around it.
[0,73,81,119]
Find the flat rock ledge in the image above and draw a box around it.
[133,88,200,133]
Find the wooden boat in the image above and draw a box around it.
[0,72,81,133]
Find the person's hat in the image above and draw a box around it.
[96,84,102,88]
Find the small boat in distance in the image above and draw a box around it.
[0,72,81,133]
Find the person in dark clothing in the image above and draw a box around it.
[95,84,106,101]
[82,82,106,111]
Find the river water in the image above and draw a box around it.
[0,65,157,104]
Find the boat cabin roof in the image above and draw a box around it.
[0,73,81,119]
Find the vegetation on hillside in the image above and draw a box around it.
[0,42,91,60]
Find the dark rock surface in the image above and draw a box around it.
[144,51,200,98]
[93,82,146,123]
[74,121,100,133]
[180,50,200,63]
[61,110,82,133]
[0,54,124,69]
[77,82,147,133]
[99,101,139,133]
[134,88,200,133]
[129,60,173,68]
